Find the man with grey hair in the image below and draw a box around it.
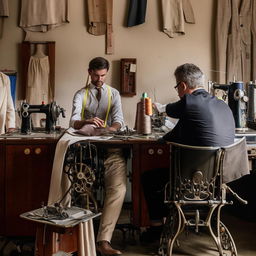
[162,63,235,145]
[141,63,235,243]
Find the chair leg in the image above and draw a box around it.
[219,221,237,256]
[208,205,237,256]
[158,205,183,256]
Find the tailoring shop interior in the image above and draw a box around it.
[1,0,256,255]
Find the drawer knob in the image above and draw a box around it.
[148,148,154,155]
[157,149,163,155]
[24,148,31,155]
[35,148,42,154]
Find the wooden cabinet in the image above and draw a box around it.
[131,143,170,227]
[0,141,5,235]
[0,138,58,236]
[0,136,169,236]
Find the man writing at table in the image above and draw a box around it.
[70,57,126,255]
[141,63,235,242]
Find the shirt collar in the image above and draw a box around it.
[192,88,207,95]
[88,83,107,91]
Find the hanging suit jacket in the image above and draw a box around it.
[19,0,69,32]
[0,72,15,134]
[161,0,195,38]
[0,0,9,38]
[87,0,113,54]
[216,0,256,83]
[0,0,9,16]
[252,0,256,80]
[127,0,147,27]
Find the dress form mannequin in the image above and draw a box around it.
[33,44,46,58]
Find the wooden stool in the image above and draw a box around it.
[35,224,79,256]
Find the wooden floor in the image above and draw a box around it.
[0,209,255,256]
[111,209,256,256]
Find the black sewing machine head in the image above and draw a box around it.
[209,81,248,129]
[19,101,66,134]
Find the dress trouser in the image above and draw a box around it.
[96,149,127,242]
[141,168,169,221]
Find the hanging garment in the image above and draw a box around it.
[216,0,255,83]
[161,0,195,38]
[253,0,256,80]
[0,0,9,16]
[87,0,113,54]
[26,55,50,127]
[19,0,69,32]
[0,72,15,134]
[127,0,147,27]
[0,0,9,38]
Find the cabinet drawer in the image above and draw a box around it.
[140,144,170,171]
[5,143,56,236]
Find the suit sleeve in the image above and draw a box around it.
[166,98,185,119]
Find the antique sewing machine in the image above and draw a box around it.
[208,81,248,130]
[19,101,66,134]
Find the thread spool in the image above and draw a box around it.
[136,98,151,135]
[145,97,152,116]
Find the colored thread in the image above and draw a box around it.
[145,97,152,116]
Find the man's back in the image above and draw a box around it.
[164,89,235,146]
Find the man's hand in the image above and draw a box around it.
[74,117,105,129]
[106,126,117,132]
[87,117,105,127]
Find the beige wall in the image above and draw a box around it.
[0,0,215,128]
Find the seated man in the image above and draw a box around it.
[141,63,235,242]
[70,57,126,255]
[0,72,16,134]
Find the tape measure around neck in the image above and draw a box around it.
[81,85,111,127]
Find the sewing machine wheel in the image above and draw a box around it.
[74,181,87,193]
[63,142,99,212]
[50,101,65,122]
[75,163,95,186]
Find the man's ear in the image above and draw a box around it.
[180,82,187,91]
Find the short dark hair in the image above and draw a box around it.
[89,57,110,71]
[174,63,204,89]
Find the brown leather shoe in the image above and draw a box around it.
[96,240,122,255]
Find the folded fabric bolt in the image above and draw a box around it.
[75,124,104,136]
